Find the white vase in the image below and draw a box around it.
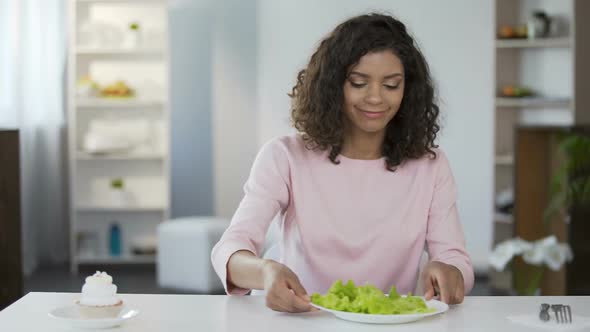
[125,30,141,49]
[109,189,134,207]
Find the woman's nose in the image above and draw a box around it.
[364,84,383,105]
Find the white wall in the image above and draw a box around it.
[210,0,494,272]
[212,0,258,218]
[169,0,215,217]
[256,0,495,272]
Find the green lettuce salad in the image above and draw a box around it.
[310,280,435,315]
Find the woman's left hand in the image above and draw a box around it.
[421,261,465,304]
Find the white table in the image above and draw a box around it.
[1,293,589,331]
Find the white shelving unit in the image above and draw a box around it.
[494,0,577,227]
[495,36,570,48]
[494,212,514,224]
[67,0,170,272]
[76,152,164,161]
[76,255,156,265]
[495,97,571,108]
[76,206,167,212]
[494,154,514,166]
[77,98,164,109]
[77,0,166,3]
[75,48,165,56]
[491,0,590,292]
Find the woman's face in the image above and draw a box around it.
[342,50,405,136]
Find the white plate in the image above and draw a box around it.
[311,297,448,324]
[48,305,139,329]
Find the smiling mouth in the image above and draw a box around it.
[358,108,386,119]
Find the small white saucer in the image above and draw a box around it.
[48,305,139,329]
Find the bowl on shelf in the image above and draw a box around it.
[498,25,528,39]
[500,86,533,98]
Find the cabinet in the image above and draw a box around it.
[0,130,22,309]
[514,126,590,295]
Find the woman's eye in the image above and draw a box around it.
[349,81,399,89]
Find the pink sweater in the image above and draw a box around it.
[211,134,474,296]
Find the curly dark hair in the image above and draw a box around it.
[289,13,440,171]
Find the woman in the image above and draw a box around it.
[211,12,474,313]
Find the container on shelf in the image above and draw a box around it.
[109,223,122,257]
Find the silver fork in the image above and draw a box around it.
[563,305,573,323]
[539,303,550,322]
[551,304,573,323]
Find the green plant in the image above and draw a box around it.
[544,132,590,228]
[110,178,124,190]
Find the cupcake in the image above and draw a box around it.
[76,271,123,318]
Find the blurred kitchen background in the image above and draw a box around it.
[1,0,589,310]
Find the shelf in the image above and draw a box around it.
[496,37,571,49]
[76,255,155,264]
[76,98,164,109]
[76,152,164,160]
[495,97,572,108]
[495,154,514,166]
[495,212,513,224]
[76,206,166,212]
[77,0,166,3]
[75,48,165,57]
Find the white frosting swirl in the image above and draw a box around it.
[79,271,120,306]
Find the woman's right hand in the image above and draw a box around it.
[261,260,313,313]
